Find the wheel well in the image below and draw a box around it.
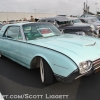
[30,56,51,70]
[30,56,40,69]
[30,56,54,81]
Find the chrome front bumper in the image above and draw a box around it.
[75,58,100,79]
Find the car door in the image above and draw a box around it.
[2,26,23,61]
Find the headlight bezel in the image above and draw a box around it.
[79,60,92,74]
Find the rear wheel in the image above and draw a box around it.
[40,58,54,85]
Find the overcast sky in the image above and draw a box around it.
[0,0,100,16]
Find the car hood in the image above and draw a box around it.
[74,23,90,26]
[27,34,100,66]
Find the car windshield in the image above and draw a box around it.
[73,19,82,23]
[57,21,71,26]
[88,18,99,22]
[22,23,62,40]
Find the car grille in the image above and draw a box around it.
[93,59,100,69]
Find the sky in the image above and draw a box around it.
[0,0,100,16]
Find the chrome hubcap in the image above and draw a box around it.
[40,59,44,82]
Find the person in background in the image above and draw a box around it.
[23,18,27,21]
[30,16,35,22]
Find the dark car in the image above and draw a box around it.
[38,16,99,37]
[80,17,100,31]
[8,20,16,24]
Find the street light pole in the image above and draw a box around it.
[97,8,99,15]
[95,3,98,15]
[34,9,36,18]
[0,12,1,22]
[98,8,99,12]
[7,11,8,21]
[1,12,2,22]
[56,11,58,15]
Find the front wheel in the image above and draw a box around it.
[40,58,54,85]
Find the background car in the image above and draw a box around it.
[8,20,16,24]
[80,17,100,32]
[38,16,99,37]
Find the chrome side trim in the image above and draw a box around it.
[75,74,85,80]
[93,59,100,63]
[53,64,68,69]
[20,25,26,41]
[75,71,90,80]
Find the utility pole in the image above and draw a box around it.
[34,9,36,18]
[7,11,9,21]
[86,0,88,23]
[86,0,88,16]
[95,3,98,15]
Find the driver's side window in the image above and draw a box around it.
[4,26,23,40]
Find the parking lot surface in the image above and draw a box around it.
[0,58,100,100]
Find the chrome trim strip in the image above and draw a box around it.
[94,66,100,70]
[75,69,91,79]
[93,63,100,67]
[93,59,100,64]
[20,25,26,41]
[75,74,85,79]
[53,64,68,69]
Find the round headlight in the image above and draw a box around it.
[79,61,92,74]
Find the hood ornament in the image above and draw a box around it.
[84,42,96,46]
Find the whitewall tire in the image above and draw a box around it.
[40,58,54,85]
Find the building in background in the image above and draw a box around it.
[0,12,56,21]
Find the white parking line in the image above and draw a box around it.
[0,93,4,100]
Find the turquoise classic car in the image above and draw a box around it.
[0,22,100,85]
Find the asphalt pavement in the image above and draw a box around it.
[0,57,100,100]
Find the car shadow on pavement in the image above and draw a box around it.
[0,58,58,89]
[1,58,100,100]
[75,72,100,100]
